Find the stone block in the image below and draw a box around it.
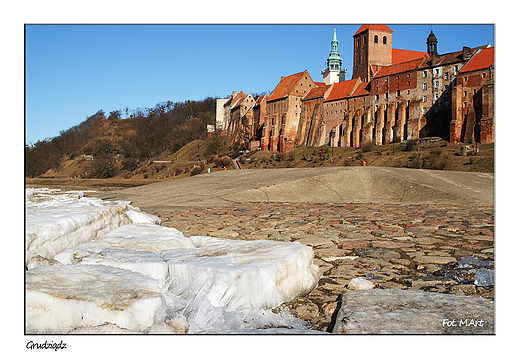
[333,288,494,334]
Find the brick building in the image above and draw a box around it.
[451,46,495,143]
[261,70,317,152]
[215,91,246,131]
[228,93,256,145]
[218,25,494,153]
[250,94,268,151]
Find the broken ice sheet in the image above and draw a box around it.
[25,188,160,269]
[25,264,167,334]
[26,189,321,333]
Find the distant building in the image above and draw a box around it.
[215,91,246,131]
[223,24,494,153]
[322,28,347,85]
[261,70,317,152]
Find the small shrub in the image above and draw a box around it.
[207,155,216,163]
[197,161,205,171]
[221,156,233,168]
[190,165,202,176]
[404,140,416,151]
[174,166,183,175]
[184,166,191,173]
[408,153,423,169]
[391,136,402,144]
[429,147,443,157]
[360,141,375,153]
[274,152,285,162]
[432,154,450,170]
[213,157,223,167]
[343,157,355,167]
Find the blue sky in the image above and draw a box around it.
[25,24,494,146]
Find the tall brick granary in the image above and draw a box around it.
[218,25,494,153]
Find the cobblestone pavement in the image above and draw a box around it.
[151,202,494,332]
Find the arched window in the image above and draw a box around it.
[383,36,387,44]
[374,35,379,43]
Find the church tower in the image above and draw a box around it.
[427,30,438,57]
[322,28,346,85]
[352,24,393,82]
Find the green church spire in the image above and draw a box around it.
[327,27,343,71]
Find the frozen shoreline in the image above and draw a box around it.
[25,188,321,334]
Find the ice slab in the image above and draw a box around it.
[163,236,320,332]
[25,264,167,334]
[26,189,321,333]
[55,224,195,288]
[51,224,320,333]
[25,188,159,269]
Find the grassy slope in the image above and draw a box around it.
[31,138,494,190]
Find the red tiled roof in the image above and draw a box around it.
[268,71,312,102]
[303,84,332,101]
[354,24,393,36]
[324,78,359,102]
[373,56,428,79]
[460,46,494,74]
[392,48,429,65]
[350,81,370,97]
[231,91,245,107]
[254,94,268,107]
[268,72,302,101]
[314,81,325,87]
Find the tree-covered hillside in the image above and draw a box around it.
[25,97,217,178]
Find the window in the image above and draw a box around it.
[435,69,440,76]
[423,71,428,77]
[435,81,439,89]
[445,72,449,80]
[383,36,387,44]
[482,73,487,78]
[464,76,468,82]
[374,35,378,43]
[407,90,411,95]
[455,65,459,74]
[423,83,427,90]
[435,93,439,100]
[376,94,379,100]
[407,81,410,86]
[445,99,450,107]
[397,90,401,97]
[422,108,427,114]
[423,96,427,102]
[464,91,468,97]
